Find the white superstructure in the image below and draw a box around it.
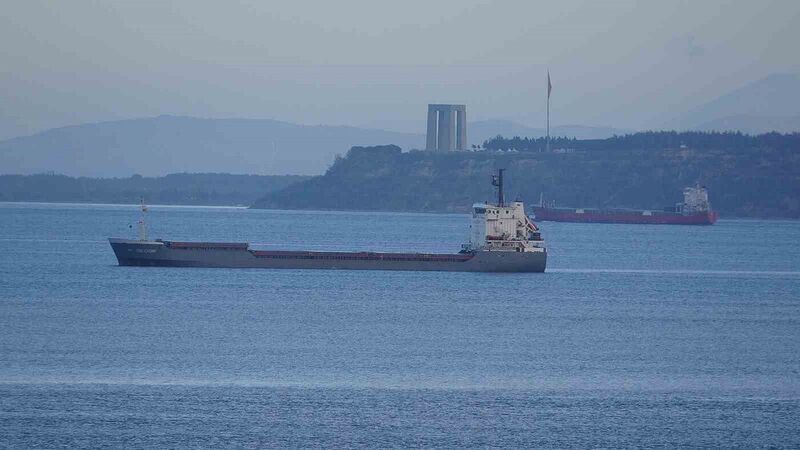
[466,201,545,253]
[682,184,712,214]
[464,169,545,254]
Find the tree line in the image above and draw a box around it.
[483,131,800,152]
[0,173,309,206]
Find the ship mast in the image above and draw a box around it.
[138,198,148,241]
[492,169,505,206]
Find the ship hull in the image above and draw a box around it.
[109,239,546,273]
[531,207,718,225]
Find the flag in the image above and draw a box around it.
[547,71,552,99]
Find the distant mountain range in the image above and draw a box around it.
[1,73,797,177]
[0,116,630,177]
[0,116,424,177]
[666,73,800,133]
[470,73,792,136]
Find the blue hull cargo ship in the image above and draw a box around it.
[109,170,547,272]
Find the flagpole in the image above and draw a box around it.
[546,89,550,153]
[546,70,551,153]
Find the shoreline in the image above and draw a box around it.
[0,200,248,209]
[1,200,798,221]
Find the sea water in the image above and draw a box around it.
[1,202,799,447]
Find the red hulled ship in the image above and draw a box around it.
[530,185,718,225]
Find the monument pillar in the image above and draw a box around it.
[426,106,438,151]
[425,104,467,152]
[456,107,467,150]
[438,108,455,151]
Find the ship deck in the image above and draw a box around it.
[161,241,474,262]
[249,249,473,262]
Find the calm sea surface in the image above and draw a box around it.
[1,202,799,447]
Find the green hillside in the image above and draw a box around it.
[253,134,800,218]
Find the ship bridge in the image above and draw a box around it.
[465,170,544,253]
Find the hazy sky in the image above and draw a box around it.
[1,0,798,139]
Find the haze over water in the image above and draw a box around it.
[1,203,798,447]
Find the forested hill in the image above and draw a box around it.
[483,131,800,152]
[253,133,800,218]
[0,173,309,206]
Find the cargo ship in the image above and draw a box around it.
[109,170,547,272]
[530,185,718,225]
